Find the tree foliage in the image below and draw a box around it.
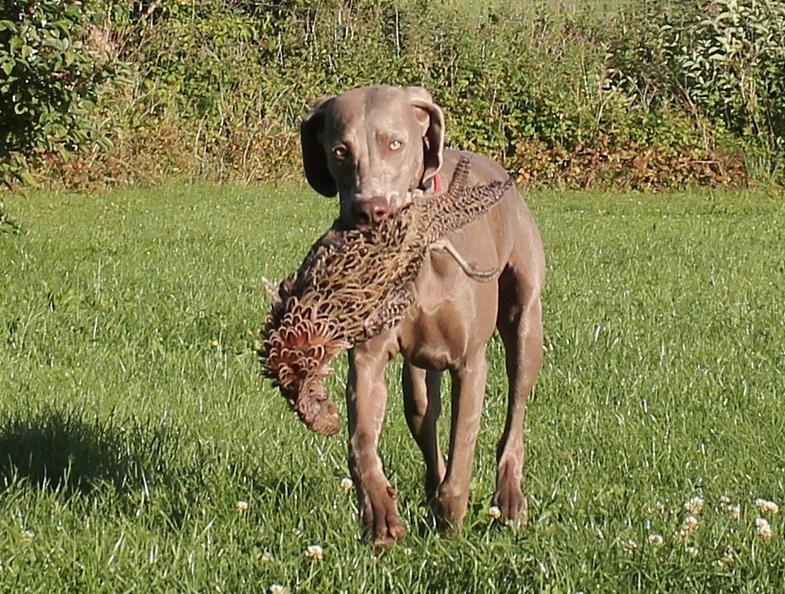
[0,0,116,187]
[1,0,783,190]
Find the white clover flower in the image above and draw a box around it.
[269,585,287,594]
[235,500,249,514]
[727,503,741,520]
[719,495,732,507]
[647,533,664,547]
[339,477,354,493]
[305,544,324,561]
[620,538,638,555]
[683,496,705,515]
[755,517,773,540]
[683,514,700,532]
[489,506,502,520]
[685,545,699,558]
[674,515,699,543]
[755,498,779,515]
[717,546,736,568]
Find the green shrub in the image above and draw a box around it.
[608,0,785,180]
[5,0,778,190]
[0,0,119,188]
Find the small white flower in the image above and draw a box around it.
[647,533,664,547]
[683,514,700,532]
[674,515,699,543]
[685,545,699,558]
[235,500,249,514]
[269,585,287,594]
[620,538,638,555]
[683,496,705,515]
[20,530,34,545]
[339,477,354,493]
[305,544,324,561]
[259,551,274,563]
[716,546,735,568]
[489,506,502,520]
[719,495,732,507]
[727,503,741,520]
[755,517,773,540]
[755,498,779,515]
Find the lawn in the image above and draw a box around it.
[1,183,784,593]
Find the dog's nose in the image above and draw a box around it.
[352,197,389,225]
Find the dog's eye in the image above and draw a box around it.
[332,146,349,160]
[389,139,404,151]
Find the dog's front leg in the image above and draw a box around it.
[346,347,407,545]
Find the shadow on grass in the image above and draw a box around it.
[0,407,181,496]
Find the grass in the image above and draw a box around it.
[1,183,785,593]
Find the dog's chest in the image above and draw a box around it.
[396,247,498,369]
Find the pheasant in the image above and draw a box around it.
[260,157,513,435]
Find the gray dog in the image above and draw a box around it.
[300,85,545,543]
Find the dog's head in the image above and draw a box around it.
[300,85,445,228]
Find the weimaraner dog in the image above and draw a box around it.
[300,85,545,543]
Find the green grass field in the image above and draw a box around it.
[1,184,784,593]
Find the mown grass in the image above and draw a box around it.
[1,184,784,593]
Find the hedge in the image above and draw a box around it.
[2,0,783,191]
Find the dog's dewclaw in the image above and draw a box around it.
[260,157,513,433]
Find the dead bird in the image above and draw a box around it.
[260,157,513,435]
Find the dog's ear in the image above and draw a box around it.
[405,86,445,186]
[300,96,337,197]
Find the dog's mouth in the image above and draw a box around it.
[342,189,425,228]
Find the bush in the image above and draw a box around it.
[608,0,785,181]
[5,0,780,191]
[0,0,118,188]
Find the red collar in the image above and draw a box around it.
[422,173,442,193]
[432,172,443,193]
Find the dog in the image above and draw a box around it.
[299,85,545,543]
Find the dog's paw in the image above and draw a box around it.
[432,483,469,536]
[361,484,407,545]
[492,485,529,529]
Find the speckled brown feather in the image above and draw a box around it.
[261,157,513,435]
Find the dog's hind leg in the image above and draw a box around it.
[402,363,446,501]
[434,347,488,534]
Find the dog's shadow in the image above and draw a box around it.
[0,407,178,496]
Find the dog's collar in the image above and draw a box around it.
[420,173,443,194]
